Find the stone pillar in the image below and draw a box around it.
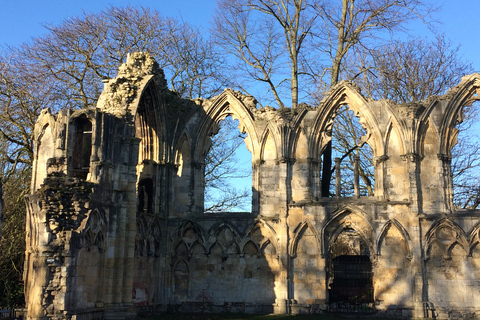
[401,153,423,214]
[334,157,341,197]
[353,155,360,198]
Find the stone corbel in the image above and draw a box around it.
[374,155,389,166]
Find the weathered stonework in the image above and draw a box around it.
[24,52,480,319]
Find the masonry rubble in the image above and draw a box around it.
[24,52,480,320]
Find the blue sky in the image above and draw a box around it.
[0,1,479,72]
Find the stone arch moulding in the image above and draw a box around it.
[206,221,242,253]
[132,79,169,163]
[289,220,321,258]
[437,73,480,156]
[193,90,260,163]
[467,221,480,256]
[310,81,384,160]
[321,206,376,259]
[384,119,406,157]
[260,125,280,162]
[424,218,469,260]
[244,220,279,253]
[376,219,413,260]
[171,220,206,256]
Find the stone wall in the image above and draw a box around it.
[24,52,480,319]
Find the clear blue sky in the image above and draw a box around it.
[0,0,479,72]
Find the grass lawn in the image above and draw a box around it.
[143,313,393,320]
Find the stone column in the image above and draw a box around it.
[401,153,423,214]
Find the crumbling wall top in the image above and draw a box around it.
[96,52,168,117]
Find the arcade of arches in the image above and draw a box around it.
[24,52,480,319]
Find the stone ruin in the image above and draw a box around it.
[24,52,480,319]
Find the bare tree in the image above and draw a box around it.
[451,103,480,209]
[213,0,435,197]
[204,117,252,212]
[20,6,229,110]
[0,6,235,306]
[347,35,473,103]
[346,35,476,207]
[331,106,374,197]
[212,0,320,108]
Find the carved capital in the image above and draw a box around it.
[276,157,296,165]
[400,153,423,162]
[253,159,264,167]
[437,153,452,163]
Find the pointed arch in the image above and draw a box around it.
[384,119,406,157]
[424,218,468,260]
[468,221,480,256]
[321,206,375,259]
[290,220,321,258]
[171,220,206,256]
[194,90,260,163]
[244,219,279,252]
[376,219,412,260]
[311,82,384,160]
[132,78,167,163]
[436,73,480,156]
[205,221,242,254]
[260,127,278,162]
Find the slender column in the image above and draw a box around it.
[335,157,341,197]
[354,155,360,198]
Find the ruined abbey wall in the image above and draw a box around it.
[24,52,480,319]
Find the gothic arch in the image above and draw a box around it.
[290,220,321,258]
[244,220,279,253]
[468,221,480,256]
[174,132,192,174]
[437,73,480,156]
[311,82,384,160]
[321,206,376,259]
[384,119,406,157]
[194,90,260,163]
[82,207,107,252]
[424,218,468,260]
[376,219,412,260]
[260,127,279,162]
[133,80,167,163]
[287,107,310,161]
[171,220,206,256]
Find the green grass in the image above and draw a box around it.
[143,313,394,320]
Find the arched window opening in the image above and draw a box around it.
[328,228,374,310]
[451,100,480,209]
[204,116,252,213]
[325,105,374,197]
[70,116,92,180]
[135,85,159,163]
[138,178,154,213]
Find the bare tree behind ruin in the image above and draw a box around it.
[0,6,237,306]
[345,35,476,206]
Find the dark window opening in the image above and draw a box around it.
[71,117,92,179]
[138,178,154,213]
